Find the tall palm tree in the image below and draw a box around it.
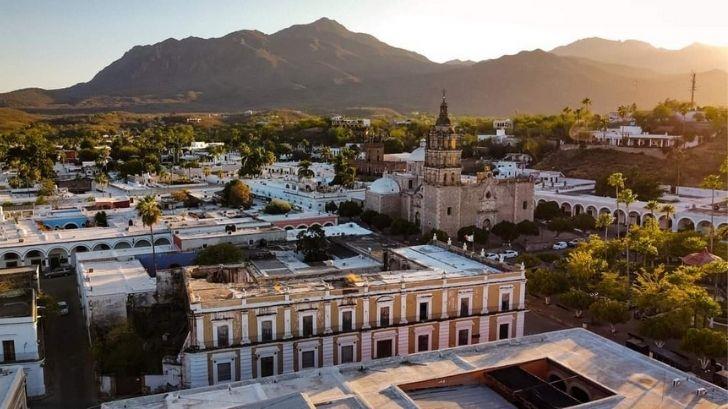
[618,188,637,280]
[136,195,162,276]
[644,200,660,225]
[596,213,615,240]
[607,172,626,238]
[701,174,722,251]
[660,204,676,231]
[297,160,315,180]
[581,97,592,113]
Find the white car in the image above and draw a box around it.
[552,241,568,250]
[500,250,519,259]
[568,238,585,247]
[57,301,69,316]
[485,253,499,260]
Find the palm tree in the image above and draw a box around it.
[660,203,676,231]
[607,172,626,238]
[701,174,722,251]
[136,195,162,276]
[617,105,628,120]
[297,160,315,180]
[644,200,659,225]
[596,213,615,240]
[581,97,592,113]
[94,173,109,191]
[618,188,637,279]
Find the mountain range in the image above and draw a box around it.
[1,18,726,116]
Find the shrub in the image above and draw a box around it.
[534,201,562,220]
[195,243,243,265]
[220,179,252,208]
[421,228,449,244]
[337,200,362,219]
[390,218,419,238]
[516,220,540,236]
[264,199,292,214]
[491,221,519,242]
[360,210,378,225]
[547,217,573,235]
[371,213,392,230]
[457,225,489,244]
[572,213,596,230]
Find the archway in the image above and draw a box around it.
[48,248,69,268]
[641,213,655,226]
[64,223,79,229]
[586,206,597,217]
[658,215,672,230]
[628,211,641,226]
[296,224,308,229]
[71,245,89,254]
[134,239,152,248]
[92,243,111,251]
[284,226,294,230]
[573,204,584,216]
[599,207,611,215]
[323,222,334,227]
[24,250,44,267]
[560,202,572,216]
[2,252,20,268]
[697,220,713,235]
[154,237,171,246]
[613,209,627,226]
[677,218,695,231]
[114,241,132,249]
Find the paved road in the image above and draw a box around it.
[523,310,571,336]
[33,274,97,409]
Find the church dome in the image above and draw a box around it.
[369,177,400,194]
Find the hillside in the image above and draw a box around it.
[534,135,728,187]
[551,38,728,74]
[0,108,40,132]
[1,20,726,115]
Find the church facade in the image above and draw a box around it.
[365,94,535,237]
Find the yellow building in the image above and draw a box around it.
[179,242,526,388]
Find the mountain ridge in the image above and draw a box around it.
[1,19,726,115]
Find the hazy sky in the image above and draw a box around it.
[2,0,727,92]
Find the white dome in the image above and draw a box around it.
[369,177,400,194]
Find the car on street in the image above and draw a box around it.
[485,252,499,260]
[568,238,585,247]
[552,241,568,250]
[500,249,519,259]
[57,301,69,316]
[44,265,73,278]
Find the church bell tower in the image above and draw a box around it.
[424,91,462,186]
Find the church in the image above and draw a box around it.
[364,93,535,237]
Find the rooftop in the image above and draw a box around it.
[0,366,24,407]
[78,259,156,297]
[390,244,504,274]
[101,328,728,409]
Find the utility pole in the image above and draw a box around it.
[690,72,697,108]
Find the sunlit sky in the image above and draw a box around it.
[1,0,727,92]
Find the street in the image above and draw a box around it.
[33,274,97,409]
[524,309,571,336]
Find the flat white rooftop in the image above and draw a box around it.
[285,223,372,241]
[391,244,503,274]
[0,366,24,407]
[79,259,156,297]
[101,328,727,409]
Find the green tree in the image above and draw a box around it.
[37,179,56,197]
[607,172,625,238]
[458,225,490,244]
[534,201,562,220]
[595,272,630,301]
[337,201,362,219]
[264,199,292,214]
[595,213,614,240]
[491,221,520,243]
[528,268,568,304]
[681,328,728,370]
[238,144,275,178]
[296,225,329,262]
[640,312,689,348]
[371,213,392,230]
[422,228,449,244]
[94,211,108,227]
[589,299,629,333]
[324,201,338,213]
[516,220,540,236]
[390,218,419,239]
[92,324,146,376]
[330,150,356,188]
[196,243,243,265]
[547,217,573,236]
[564,249,607,289]
[660,203,676,230]
[136,195,162,276]
[571,214,596,231]
[618,188,637,275]
[220,180,252,208]
[700,174,721,251]
[559,289,594,318]
[297,160,315,180]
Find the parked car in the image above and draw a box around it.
[44,266,72,278]
[485,253,499,261]
[568,238,585,247]
[552,241,568,250]
[500,249,519,259]
[57,301,69,316]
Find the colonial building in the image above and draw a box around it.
[177,241,526,388]
[365,94,535,237]
[351,132,407,177]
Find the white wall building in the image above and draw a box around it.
[591,126,693,148]
[0,267,45,397]
[0,365,27,409]
[76,259,156,330]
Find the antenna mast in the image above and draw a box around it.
[690,72,697,108]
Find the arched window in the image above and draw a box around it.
[570,386,590,403]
